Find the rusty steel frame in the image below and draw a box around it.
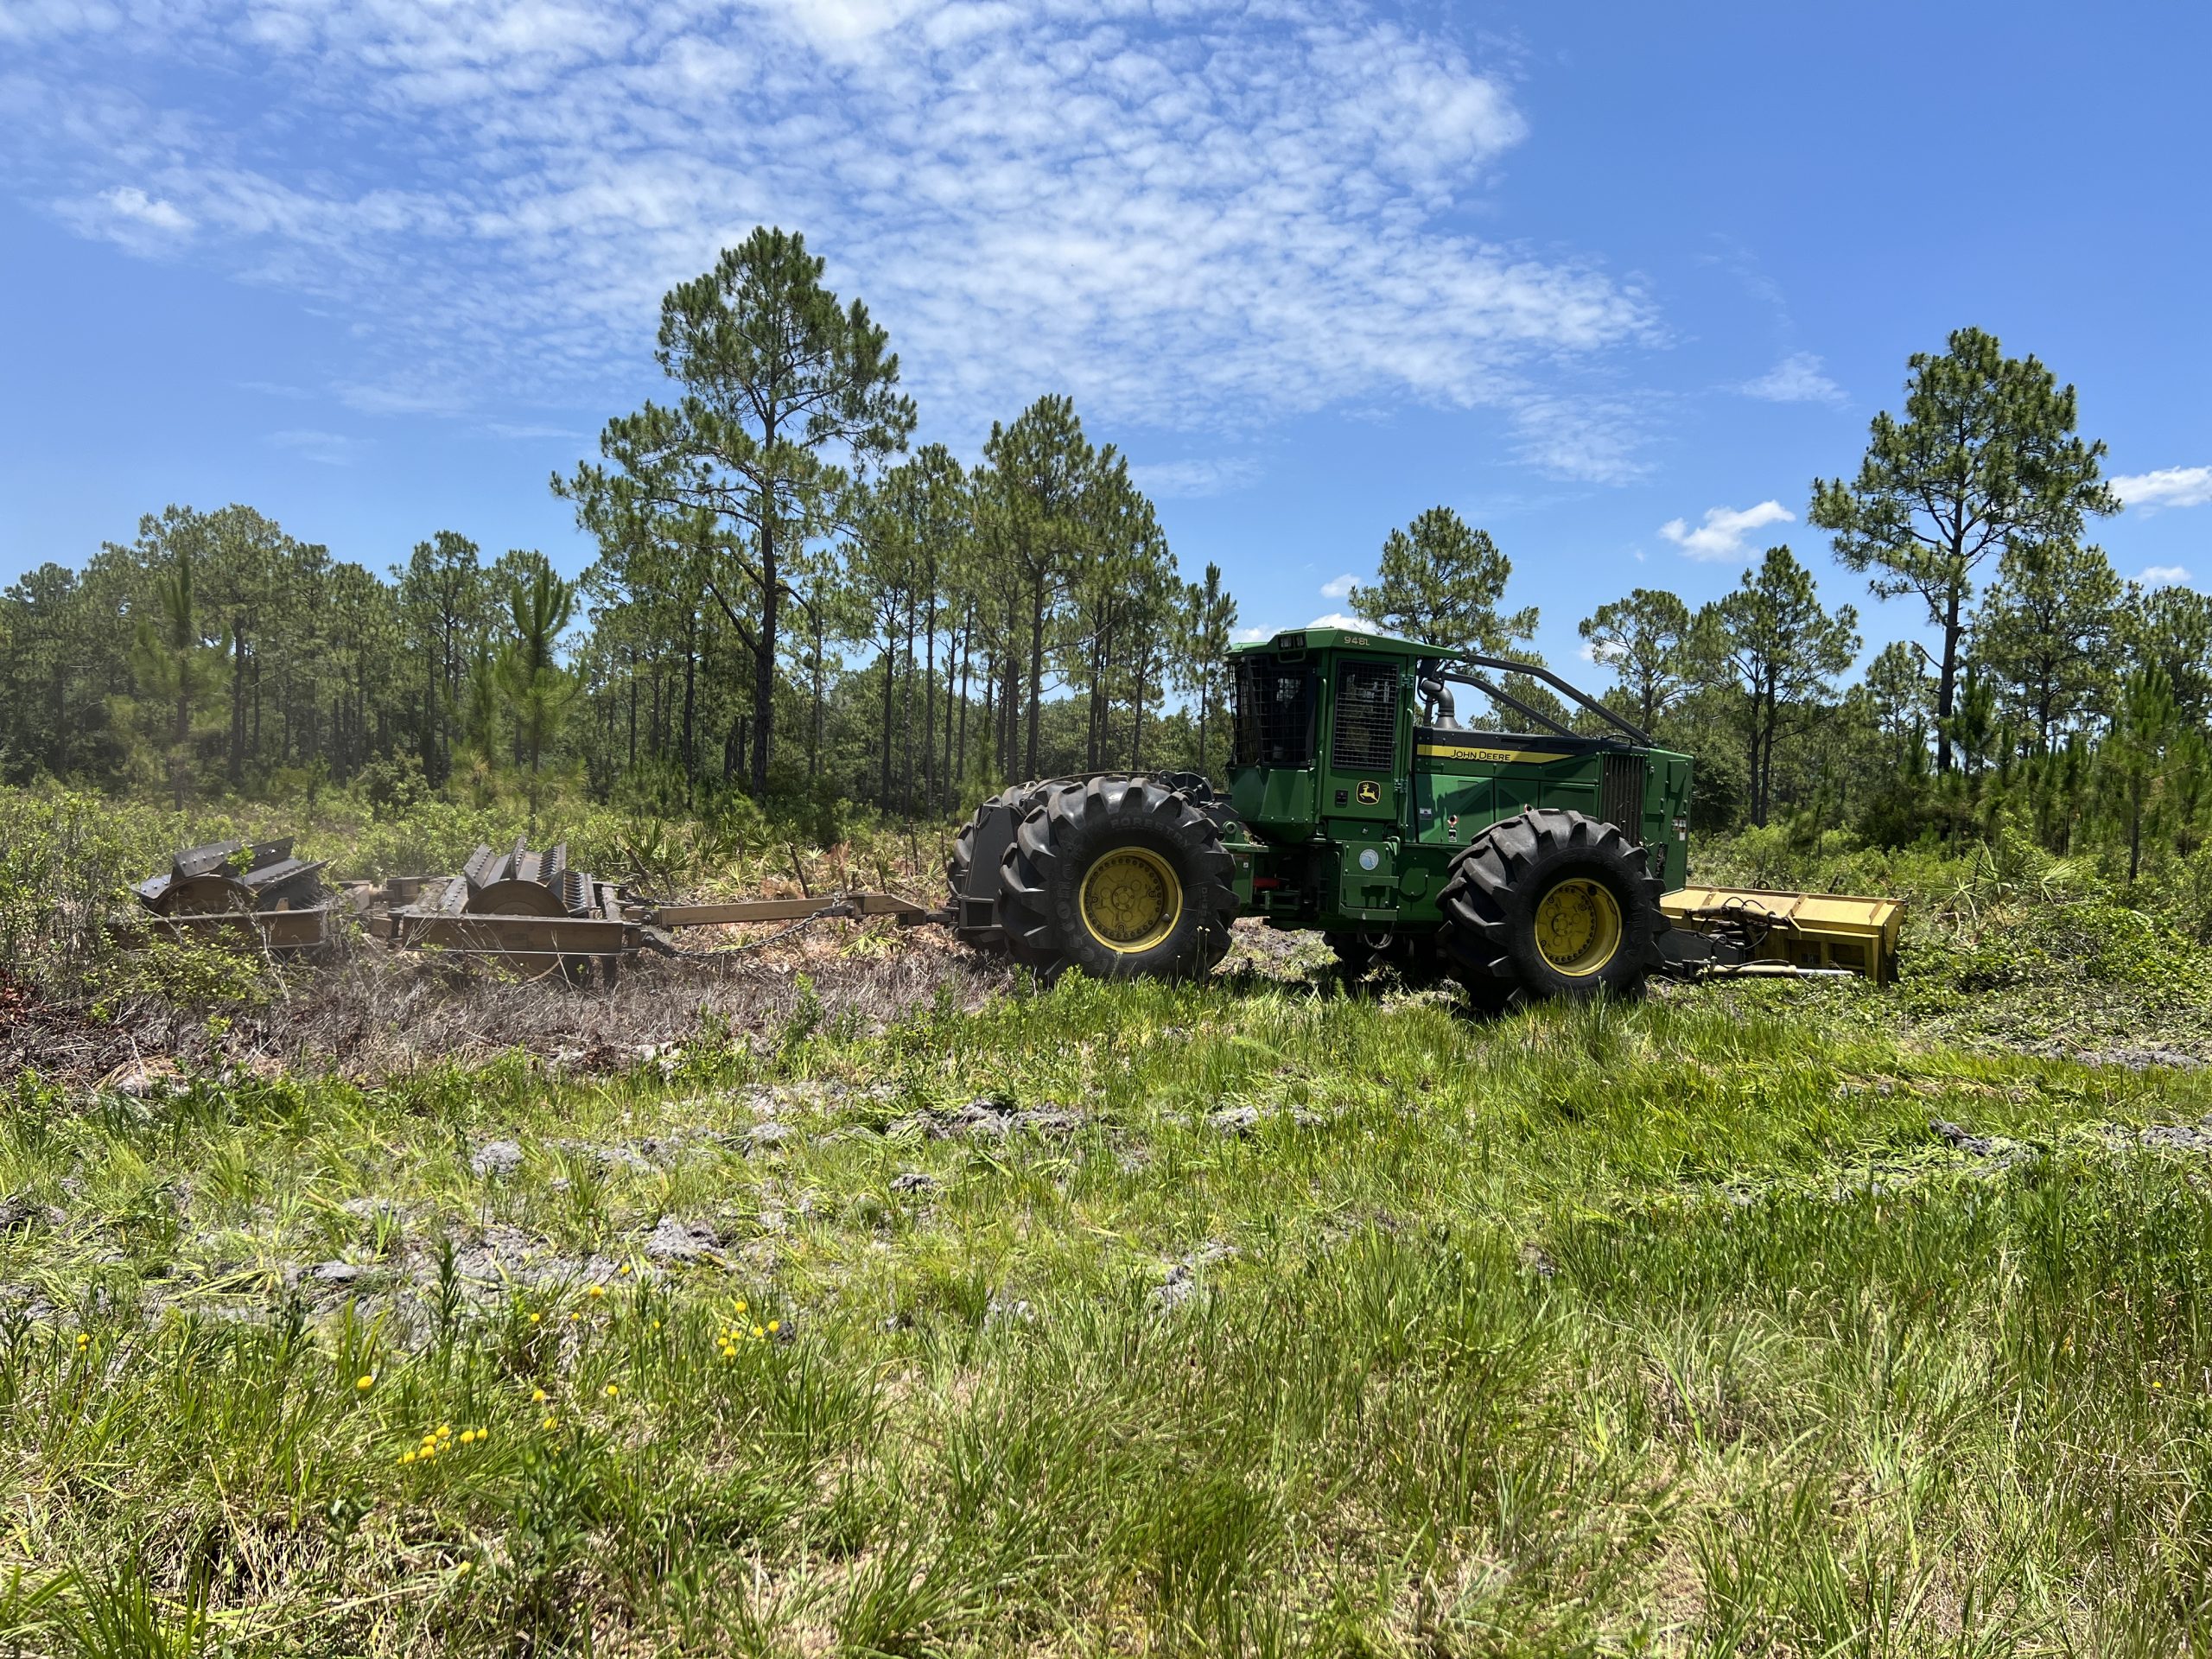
[128,835,948,976]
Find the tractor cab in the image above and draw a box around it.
[1224,624,1693,896]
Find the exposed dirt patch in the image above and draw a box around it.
[11,923,1013,1087]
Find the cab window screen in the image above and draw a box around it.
[1234,660,1315,766]
[1332,664,1397,771]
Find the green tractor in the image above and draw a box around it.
[947,624,1698,1005]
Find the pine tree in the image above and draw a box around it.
[563,227,914,797]
[1577,588,1692,730]
[1350,507,1535,654]
[496,563,578,826]
[1810,327,2118,772]
[1700,547,1860,827]
[129,544,230,807]
[1974,539,2123,750]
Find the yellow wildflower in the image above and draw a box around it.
[587,1285,607,1300]
[605,1383,620,1398]
[529,1313,542,1325]
[541,1415,557,1430]
[766,1320,779,1334]
[531,1388,548,1403]
[752,1325,764,1339]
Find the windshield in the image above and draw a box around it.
[1233,658,1316,766]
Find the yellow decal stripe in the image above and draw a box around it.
[1417,744,1572,764]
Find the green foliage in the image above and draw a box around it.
[3,938,2212,1650]
[1173,562,1239,779]
[1809,324,2120,771]
[1350,505,1535,655]
[1698,545,1860,826]
[1578,586,1692,730]
[493,563,579,823]
[563,226,918,798]
[127,543,231,810]
[1974,537,2124,747]
[3,293,2203,887]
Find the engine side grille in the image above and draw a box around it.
[1600,751,1648,839]
[1332,664,1398,772]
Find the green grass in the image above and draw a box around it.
[4,969,2212,1655]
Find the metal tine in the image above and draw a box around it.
[558,868,593,917]
[516,847,543,885]
[173,841,245,880]
[543,843,568,881]
[462,843,502,891]
[508,834,530,884]
[240,855,326,890]
[245,839,295,872]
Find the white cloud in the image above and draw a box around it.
[1319,573,1357,599]
[55,183,194,251]
[5,0,1657,457]
[339,378,475,418]
[2139,565,2192,588]
[2112,466,2212,512]
[1307,611,1364,630]
[1660,499,1794,562]
[1232,626,1274,645]
[1510,394,1654,485]
[1128,457,1261,499]
[485,422,587,441]
[269,429,372,466]
[1738,352,1842,404]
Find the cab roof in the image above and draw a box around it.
[1226,625,1444,659]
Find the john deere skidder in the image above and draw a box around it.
[946,625,1898,1001]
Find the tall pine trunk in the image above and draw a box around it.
[919,583,938,813]
[1026,575,1046,779]
[750,473,779,797]
[230,621,247,789]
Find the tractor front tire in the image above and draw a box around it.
[997,776,1238,983]
[1438,808,1669,1007]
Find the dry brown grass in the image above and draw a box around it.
[5,920,1014,1087]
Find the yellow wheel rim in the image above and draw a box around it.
[1533,877,1623,976]
[1078,846,1183,955]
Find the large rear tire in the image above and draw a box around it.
[1437,808,1668,1007]
[996,776,1237,983]
[948,781,1068,952]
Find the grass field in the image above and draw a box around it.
[5,934,2212,1655]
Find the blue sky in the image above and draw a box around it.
[3,0,2207,681]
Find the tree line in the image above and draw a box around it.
[1,226,2204,872]
[1348,327,2207,875]
[0,229,1242,823]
